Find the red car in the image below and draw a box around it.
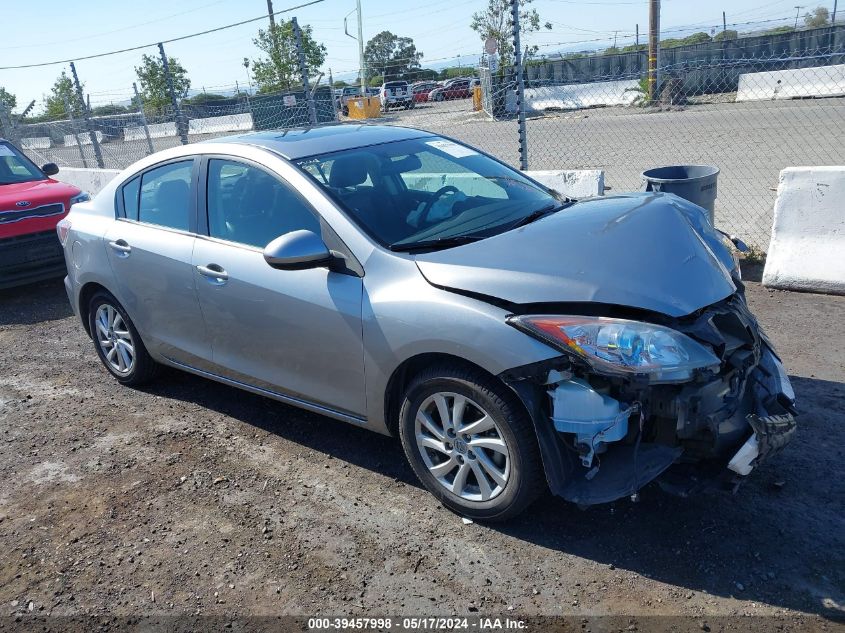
[0,138,88,289]
[411,81,440,103]
[428,78,474,102]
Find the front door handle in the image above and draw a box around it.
[196,264,229,284]
[108,239,131,257]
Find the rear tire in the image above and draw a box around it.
[398,363,545,521]
[88,291,158,386]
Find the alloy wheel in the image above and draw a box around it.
[414,392,511,502]
[94,304,135,375]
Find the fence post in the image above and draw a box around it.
[0,101,19,147]
[62,96,88,168]
[328,67,338,120]
[70,62,104,168]
[133,82,155,156]
[293,17,318,126]
[159,42,189,145]
[510,0,529,170]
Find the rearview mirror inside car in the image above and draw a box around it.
[263,230,333,271]
[42,163,59,176]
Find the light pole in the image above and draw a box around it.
[344,1,366,96]
[794,6,804,29]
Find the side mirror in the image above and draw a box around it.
[263,230,332,270]
[42,163,59,176]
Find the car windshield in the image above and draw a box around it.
[294,136,565,250]
[0,142,45,185]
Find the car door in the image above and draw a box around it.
[104,158,212,369]
[192,156,366,417]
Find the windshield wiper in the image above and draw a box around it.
[389,234,485,252]
[507,202,571,230]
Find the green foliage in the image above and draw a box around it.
[368,75,384,87]
[470,0,551,68]
[90,104,130,116]
[408,68,439,81]
[364,31,422,81]
[183,92,227,105]
[251,20,327,93]
[620,43,648,53]
[713,29,738,41]
[43,71,81,119]
[804,6,830,27]
[661,31,712,49]
[604,46,619,55]
[135,53,191,113]
[0,87,16,112]
[332,80,349,87]
[439,66,476,80]
[763,26,795,35]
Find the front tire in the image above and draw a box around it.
[398,364,545,521]
[88,292,158,386]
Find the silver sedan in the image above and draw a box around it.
[59,125,795,520]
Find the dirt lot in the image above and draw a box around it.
[0,267,843,630]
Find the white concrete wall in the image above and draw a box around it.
[524,79,641,111]
[124,122,175,141]
[55,167,120,196]
[188,113,253,136]
[736,64,845,102]
[763,166,845,295]
[22,137,51,149]
[63,131,104,147]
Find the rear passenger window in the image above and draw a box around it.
[138,161,193,231]
[122,176,140,220]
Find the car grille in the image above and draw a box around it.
[0,202,65,225]
[0,230,64,268]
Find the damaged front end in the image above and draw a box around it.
[501,293,797,506]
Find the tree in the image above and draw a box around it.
[43,71,81,119]
[364,31,423,81]
[713,29,738,41]
[332,80,349,87]
[470,0,551,68]
[0,87,16,113]
[90,104,130,116]
[135,53,191,113]
[804,6,830,28]
[250,20,327,93]
[368,75,384,87]
[183,92,227,105]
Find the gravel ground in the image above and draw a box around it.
[0,267,843,631]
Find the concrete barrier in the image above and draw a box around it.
[762,167,845,295]
[524,79,640,111]
[63,131,104,147]
[21,137,51,149]
[124,122,176,141]
[188,113,253,136]
[736,64,845,102]
[56,167,120,196]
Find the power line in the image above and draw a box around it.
[0,0,324,71]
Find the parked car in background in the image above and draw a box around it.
[335,86,364,116]
[0,138,88,289]
[411,81,440,103]
[428,78,474,101]
[379,81,414,111]
[60,125,795,521]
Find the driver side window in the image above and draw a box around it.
[206,159,321,249]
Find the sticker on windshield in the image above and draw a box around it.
[426,140,478,158]
[0,145,15,157]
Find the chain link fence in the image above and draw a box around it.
[2,25,844,252]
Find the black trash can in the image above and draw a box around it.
[641,165,720,225]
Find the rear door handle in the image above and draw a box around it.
[108,239,131,257]
[196,264,229,284]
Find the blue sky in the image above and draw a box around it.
[0,0,831,112]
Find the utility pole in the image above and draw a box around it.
[635,23,639,46]
[723,11,727,34]
[159,43,189,145]
[133,82,155,156]
[293,17,318,126]
[648,0,661,102]
[794,6,804,29]
[69,62,104,168]
[343,1,367,96]
[833,0,838,25]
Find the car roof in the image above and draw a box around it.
[209,124,437,160]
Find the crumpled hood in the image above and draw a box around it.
[414,193,737,317]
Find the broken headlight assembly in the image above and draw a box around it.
[507,315,721,382]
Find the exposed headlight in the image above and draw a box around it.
[508,315,721,382]
[70,192,91,205]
